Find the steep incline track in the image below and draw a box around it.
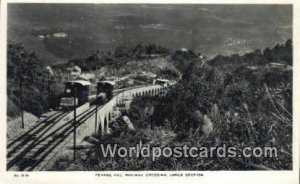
[7,84,169,171]
[7,106,96,171]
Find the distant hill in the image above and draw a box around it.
[8,4,292,65]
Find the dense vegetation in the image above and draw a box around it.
[51,40,292,170]
[7,42,174,120]
[7,43,64,118]
[53,43,170,72]
[7,38,293,170]
[209,39,292,67]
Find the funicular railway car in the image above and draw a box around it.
[153,79,170,87]
[60,80,92,109]
[96,81,115,105]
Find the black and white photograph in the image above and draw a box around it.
[3,2,296,178]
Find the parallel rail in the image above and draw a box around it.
[6,84,166,171]
[7,106,97,171]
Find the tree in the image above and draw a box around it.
[263,47,273,64]
[7,42,58,127]
[8,43,39,128]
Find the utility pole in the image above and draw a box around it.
[19,77,24,129]
[73,85,77,161]
[115,63,119,105]
[95,86,99,135]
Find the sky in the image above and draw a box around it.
[7,4,292,65]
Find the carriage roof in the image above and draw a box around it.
[155,79,170,82]
[66,80,92,86]
[97,81,116,86]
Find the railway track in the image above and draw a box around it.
[6,106,97,171]
[6,87,134,171]
[7,111,66,148]
[7,84,166,171]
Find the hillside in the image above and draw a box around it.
[7,42,180,120]
[50,39,292,171]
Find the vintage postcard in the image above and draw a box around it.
[0,0,299,183]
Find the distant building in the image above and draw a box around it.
[38,34,50,40]
[78,73,95,82]
[180,48,188,52]
[140,53,167,58]
[142,71,157,78]
[269,62,292,70]
[53,32,68,38]
[269,62,286,68]
[247,66,259,70]
[46,66,54,75]
[199,55,207,67]
[128,79,134,85]
[66,65,81,80]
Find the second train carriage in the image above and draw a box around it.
[96,81,115,105]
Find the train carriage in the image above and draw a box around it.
[153,79,170,87]
[96,81,115,105]
[60,80,92,109]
